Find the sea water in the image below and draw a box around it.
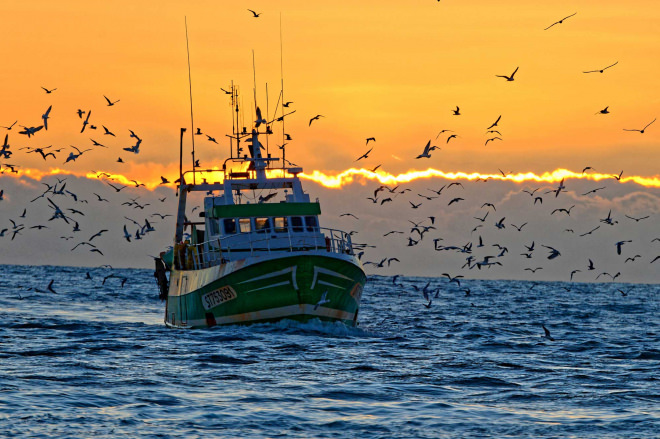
[0,264,658,438]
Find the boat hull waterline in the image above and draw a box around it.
[165,252,366,328]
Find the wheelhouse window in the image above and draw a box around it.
[305,216,318,232]
[273,217,288,233]
[255,217,271,233]
[239,218,252,233]
[223,218,236,235]
[291,216,304,232]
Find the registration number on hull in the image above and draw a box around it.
[202,285,237,310]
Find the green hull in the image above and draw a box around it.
[165,252,366,328]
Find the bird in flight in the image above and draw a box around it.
[487,115,502,130]
[102,125,116,136]
[1,121,17,130]
[544,12,577,30]
[623,118,656,134]
[583,61,618,73]
[485,137,502,145]
[496,66,519,81]
[80,110,92,133]
[355,147,373,161]
[309,114,323,126]
[452,106,460,116]
[104,95,120,106]
[415,140,437,159]
[248,9,261,17]
[366,137,376,145]
[596,106,610,115]
[42,105,52,130]
[41,87,57,94]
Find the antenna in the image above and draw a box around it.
[252,50,258,116]
[279,13,286,172]
[185,17,196,184]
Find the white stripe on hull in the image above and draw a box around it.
[168,251,359,298]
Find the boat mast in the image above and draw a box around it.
[185,16,196,185]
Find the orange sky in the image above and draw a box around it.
[1,0,659,184]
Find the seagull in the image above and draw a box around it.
[544,12,577,30]
[543,245,561,259]
[102,125,116,136]
[47,279,58,294]
[580,225,601,237]
[309,114,324,126]
[435,129,453,139]
[104,95,120,106]
[485,137,502,145]
[313,291,330,310]
[123,225,131,242]
[80,110,92,133]
[625,214,650,222]
[415,140,434,159]
[18,125,44,138]
[623,118,656,134]
[446,134,458,143]
[496,66,519,81]
[452,106,460,115]
[570,269,581,281]
[366,137,376,145]
[615,240,632,255]
[42,105,52,130]
[355,147,373,161]
[1,121,17,130]
[93,193,109,202]
[442,273,463,287]
[160,176,170,184]
[282,101,293,107]
[583,61,618,73]
[248,9,261,17]
[487,115,502,130]
[90,139,106,147]
[254,107,267,127]
[581,187,605,196]
[206,135,218,144]
[41,87,57,93]
[542,325,555,341]
[107,182,127,192]
[596,106,610,115]
[89,229,108,241]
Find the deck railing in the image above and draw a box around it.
[174,227,354,270]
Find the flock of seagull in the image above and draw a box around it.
[0,87,188,293]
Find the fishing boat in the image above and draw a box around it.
[154,87,366,328]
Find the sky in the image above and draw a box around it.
[0,1,659,283]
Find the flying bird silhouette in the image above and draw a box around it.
[623,118,656,134]
[544,12,577,30]
[583,61,618,73]
[496,66,519,81]
[103,95,120,106]
[487,115,501,130]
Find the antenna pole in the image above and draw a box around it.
[179,128,186,186]
[279,13,286,172]
[252,50,258,117]
[185,17,196,184]
[265,82,269,159]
